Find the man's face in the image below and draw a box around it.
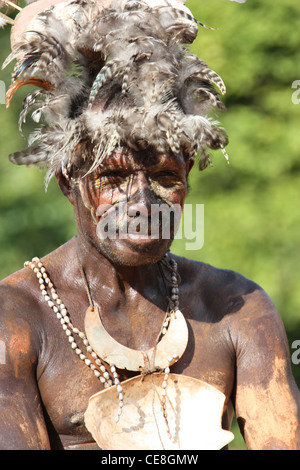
[73,148,193,266]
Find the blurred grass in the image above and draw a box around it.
[0,0,300,450]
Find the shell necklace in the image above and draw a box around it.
[25,253,188,430]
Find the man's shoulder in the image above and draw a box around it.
[0,264,42,330]
[0,264,36,302]
[0,267,42,360]
[0,238,75,297]
[175,254,259,295]
[0,240,70,316]
[174,254,278,322]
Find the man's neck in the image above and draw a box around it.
[74,233,168,306]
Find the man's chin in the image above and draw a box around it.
[98,236,172,266]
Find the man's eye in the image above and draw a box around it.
[103,174,124,181]
[151,172,182,186]
[96,172,130,184]
[154,171,177,178]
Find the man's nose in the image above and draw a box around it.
[126,172,156,216]
[130,171,149,194]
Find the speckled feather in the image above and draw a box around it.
[4,0,229,180]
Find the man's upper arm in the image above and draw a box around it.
[0,283,50,450]
[231,287,300,450]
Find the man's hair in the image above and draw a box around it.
[5,0,228,185]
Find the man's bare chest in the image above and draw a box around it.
[37,316,235,448]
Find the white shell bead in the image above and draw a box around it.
[26,254,181,431]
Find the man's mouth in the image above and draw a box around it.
[96,202,176,244]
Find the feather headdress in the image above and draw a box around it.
[3,0,231,182]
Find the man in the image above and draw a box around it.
[0,0,299,450]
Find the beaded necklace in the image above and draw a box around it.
[25,253,186,432]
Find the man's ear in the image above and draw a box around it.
[56,171,76,205]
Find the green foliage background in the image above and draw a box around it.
[0,0,299,450]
